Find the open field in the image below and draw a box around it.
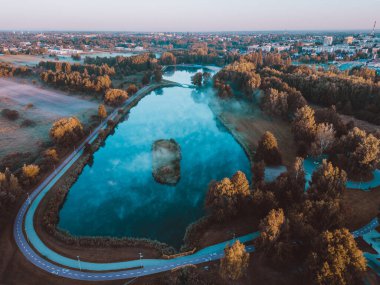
[0,78,98,162]
[0,54,46,66]
[210,96,297,167]
[343,187,380,230]
[311,104,380,134]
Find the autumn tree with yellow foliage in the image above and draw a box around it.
[219,240,249,281]
[50,117,84,147]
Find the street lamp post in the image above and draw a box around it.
[77,256,82,271]
[139,252,143,268]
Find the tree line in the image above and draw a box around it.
[83,53,159,76]
[0,63,31,77]
[203,137,368,284]
[39,61,116,76]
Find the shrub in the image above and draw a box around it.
[1,109,19,121]
[20,119,36,127]
[50,117,84,147]
[254,131,282,166]
[104,89,128,106]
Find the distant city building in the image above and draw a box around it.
[260,45,272,52]
[323,36,333,46]
[247,45,260,52]
[48,48,83,55]
[344,36,354,44]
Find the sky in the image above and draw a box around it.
[0,0,379,32]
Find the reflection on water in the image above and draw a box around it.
[58,81,250,248]
[163,66,219,85]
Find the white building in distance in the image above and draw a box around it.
[323,36,333,46]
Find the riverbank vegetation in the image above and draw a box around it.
[185,153,370,284]
[213,51,380,181]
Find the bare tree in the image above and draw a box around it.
[311,123,335,156]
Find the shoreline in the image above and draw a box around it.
[32,82,180,262]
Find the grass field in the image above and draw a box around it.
[210,95,297,167]
[0,78,98,161]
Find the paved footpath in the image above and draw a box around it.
[13,84,380,281]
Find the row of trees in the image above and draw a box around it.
[0,63,31,77]
[40,70,112,93]
[280,65,380,125]
[84,53,159,76]
[39,61,116,76]
[160,49,238,67]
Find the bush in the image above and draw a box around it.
[50,117,84,147]
[104,89,128,106]
[254,131,282,166]
[1,109,19,121]
[20,119,36,127]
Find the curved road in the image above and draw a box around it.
[13,83,380,281]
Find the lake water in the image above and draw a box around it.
[58,67,250,248]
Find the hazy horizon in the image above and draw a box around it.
[0,0,378,32]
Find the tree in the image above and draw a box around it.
[262,88,288,117]
[206,171,250,221]
[252,189,278,218]
[307,229,366,285]
[311,123,335,157]
[98,104,107,120]
[309,160,347,200]
[338,127,380,176]
[22,164,40,184]
[292,106,316,144]
[271,158,306,209]
[153,69,163,82]
[0,168,21,193]
[219,240,249,281]
[50,117,84,147]
[252,160,265,186]
[0,168,21,209]
[300,198,345,233]
[230,171,250,195]
[44,148,59,166]
[256,208,285,251]
[254,131,282,166]
[160,52,176,65]
[202,72,211,85]
[104,89,129,106]
[127,84,138,95]
[142,72,151,85]
[191,72,203,87]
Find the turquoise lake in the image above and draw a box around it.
[58,67,251,248]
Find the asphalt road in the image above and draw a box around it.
[12,82,380,281]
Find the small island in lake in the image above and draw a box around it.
[152,139,181,185]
